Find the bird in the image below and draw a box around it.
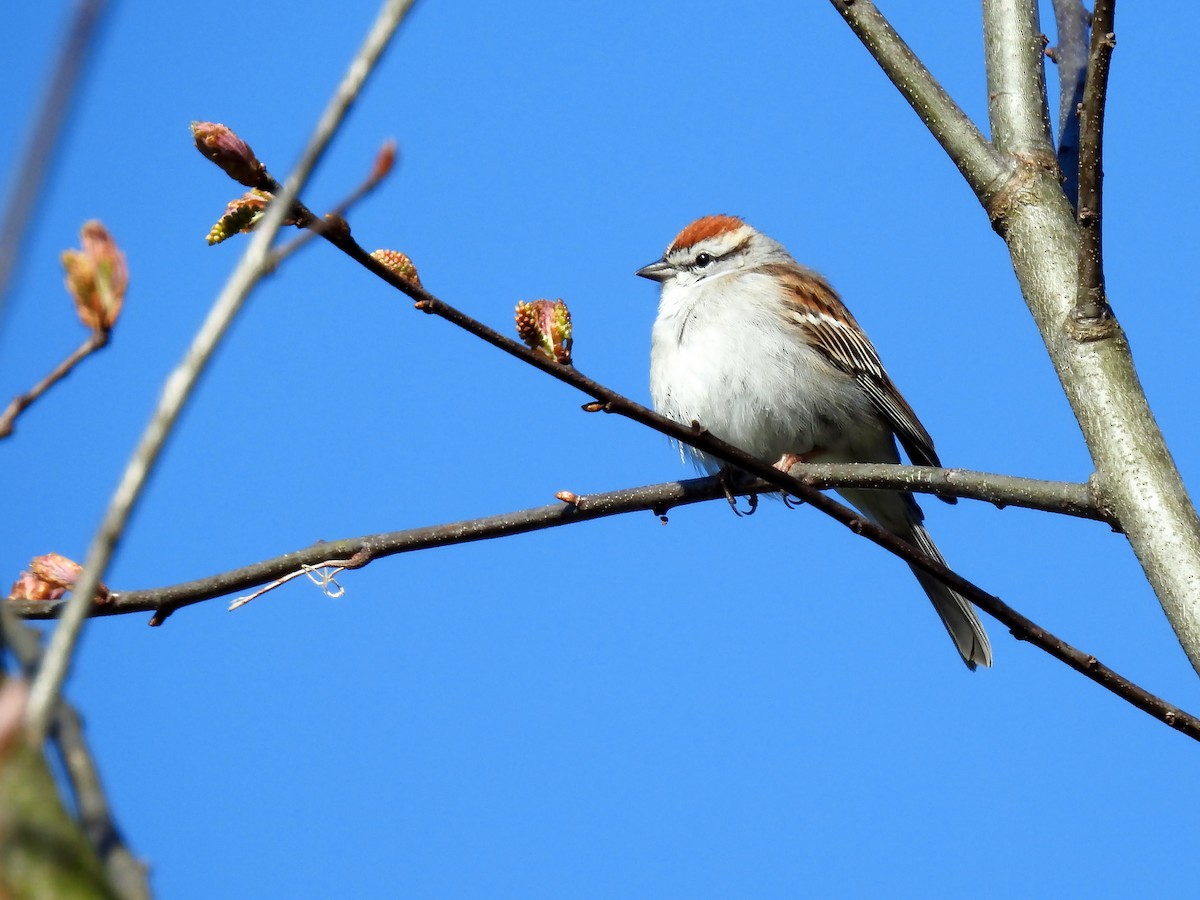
[636,214,991,668]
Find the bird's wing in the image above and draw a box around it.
[771,265,942,469]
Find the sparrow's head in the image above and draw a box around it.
[635,215,788,287]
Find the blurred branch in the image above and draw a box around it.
[1049,0,1091,207]
[22,0,421,744]
[0,0,112,323]
[3,616,149,899]
[0,329,108,439]
[0,738,119,898]
[266,139,397,266]
[13,464,1199,739]
[1074,0,1115,327]
[828,0,1010,203]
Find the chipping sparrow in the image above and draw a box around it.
[637,215,991,669]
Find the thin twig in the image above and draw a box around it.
[267,139,397,266]
[22,0,421,744]
[0,329,108,439]
[1049,0,1091,208]
[827,0,1009,202]
[227,557,359,610]
[0,0,112,322]
[1074,0,1116,330]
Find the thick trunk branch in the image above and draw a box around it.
[834,0,1200,673]
[983,0,1056,158]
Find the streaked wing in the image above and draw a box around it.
[768,264,942,468]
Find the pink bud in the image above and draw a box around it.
[369,139,398,183]
[8,552,110,603]
[191,121,267,188]
[61,221,128,332]
[515,298,573,364]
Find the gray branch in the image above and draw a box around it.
[983,0,1056,157]
[833,0,1200,675]
[829,0,1010,204]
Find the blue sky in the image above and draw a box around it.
[3,1,1199,896]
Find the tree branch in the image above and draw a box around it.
[983,0,1056,158]
[790,462,1114,525]
[1074,0,1115,326]
[22,0,420,744]
[0,329,109,439]
[7,465,1113,621]
[837,0,1200,676]
[12,465,1199,740]
[266,138,397,267]
[828,0,1010,203]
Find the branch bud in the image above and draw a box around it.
[370,249,421,286]
[61,221,128,332]
[369,139,398,183]
[515,298,573,364]
[191,121,267,188]
[206,189,273,245]
[8,553,110,604]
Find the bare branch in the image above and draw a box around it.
[12,464,1199,739]
[0,0,112,321]
[833,0,1200,674]
[827,0,1009,203]
[1074,0,1116,327]
[983,0,1056,157]
[7,466,1110,621]
[266,138,398,266]
[979,3,1200,675]
[1049,0,1090,208]
[22,0,421,744]
[0,330,108,439]
[790,462,1114,525]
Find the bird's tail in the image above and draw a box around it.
[904,523,992,670]
[838,487,992,669]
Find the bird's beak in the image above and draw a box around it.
[635,259,672,282]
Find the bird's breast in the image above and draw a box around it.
[650,279,872,468]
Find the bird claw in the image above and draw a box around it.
[772,452,813,508]
[719,467,758,517]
